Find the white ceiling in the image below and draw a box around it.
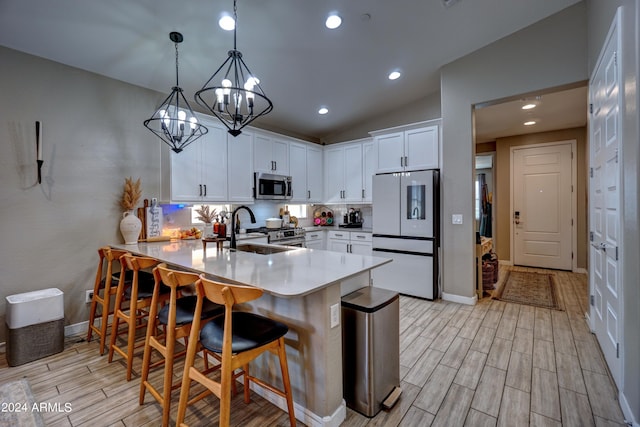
[0,0,583,143]
[474,85,588,143]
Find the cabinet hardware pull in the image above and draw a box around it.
[404,156,408,167]
[362,189,365,198]
[199,184,203,197]
[308,190,311,199]
[400,157,403,167]
[203,184,207,197]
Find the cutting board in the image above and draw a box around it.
[146,206,163,238]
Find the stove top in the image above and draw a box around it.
[246,226,304,234]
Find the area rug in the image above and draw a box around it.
[0,378,45,427]
[493,270,562,310]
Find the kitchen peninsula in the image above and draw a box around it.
[112,239,391,427]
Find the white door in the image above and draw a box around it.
[512,143,573,270]
[589,9,622,387]
[372,174,401,235]
[405,126,439,171]
[343,144,363,202]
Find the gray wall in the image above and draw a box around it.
[0,46,164,340]
[586,0,640,422]
[439,3,588,300]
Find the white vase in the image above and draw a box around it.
[120,210,142,244]
[203,223,215,238]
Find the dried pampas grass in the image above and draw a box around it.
[195,205,217,223]
[121,177,142,211]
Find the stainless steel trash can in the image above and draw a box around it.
[342,286,400,417]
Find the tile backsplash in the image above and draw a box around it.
[157,202,372,237]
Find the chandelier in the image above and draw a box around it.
[195,0,273,137]
[144,32,208,153]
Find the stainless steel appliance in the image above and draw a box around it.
[372,170,440,299]
[342,287,400,417]
[247,226,306,247]
[254,172,292,200]
[340,208,363,228]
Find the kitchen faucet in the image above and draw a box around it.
[230,205,256,249]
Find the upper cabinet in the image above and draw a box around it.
[371,120,440,173]
[227,131,254,203]
[290,142,323,203]
[164,116,228,202]
[324,138,374,203]
[254,131,289,175]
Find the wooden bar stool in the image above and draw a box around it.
[176,275,296,427]
[108,253,167,380]
[87,246,134,355]
[139,264,225,427]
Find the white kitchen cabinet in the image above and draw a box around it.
[289,142,323,203]
[305,229,325,250]
[169,118,228,202]
[324,138,372,203]
[372,121,440,173]
[306,145,323,202]
[227,130,254,203]
[362,141,375,203]
[327,230,372,255]
[254,132,289,174]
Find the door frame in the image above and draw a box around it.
[509,140,578,271]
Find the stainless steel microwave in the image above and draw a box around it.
[254,172,293,200]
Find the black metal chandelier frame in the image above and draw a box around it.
[195,0,273,137]
[144,31,208,153]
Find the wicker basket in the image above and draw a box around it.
[482,262,495,289]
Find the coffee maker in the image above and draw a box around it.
[340,208,363,228]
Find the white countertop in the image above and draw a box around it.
[112,240,390,298]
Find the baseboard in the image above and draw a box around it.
[248,381,346,427]
[619,391,640,427]
[65,320,88,337]
[442,292,477,305]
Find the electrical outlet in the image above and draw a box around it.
[85,290,94,304]
[330,303,340,328]
[452,214,463,224]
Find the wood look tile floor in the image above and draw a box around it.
[0,265,628,426]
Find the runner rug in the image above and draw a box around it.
[0,378,45,427]
[493,270,562,310]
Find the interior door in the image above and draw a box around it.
[512,143,573,270]
[589,9,622,387]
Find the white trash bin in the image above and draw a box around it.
[5,288,64,366]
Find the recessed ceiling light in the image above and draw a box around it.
[522,103,536,110]
[388,71,401,80]
[219,15,235,31]
[326,14,342,29]
[524,121,536,126]
[318,107,329,115]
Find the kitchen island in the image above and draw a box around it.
[112,239,391,427]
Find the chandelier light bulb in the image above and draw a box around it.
[189,116,198,130]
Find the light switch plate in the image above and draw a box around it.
[330,303,340,328]
[452,214,463,224]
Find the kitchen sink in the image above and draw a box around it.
[233,244,295,255]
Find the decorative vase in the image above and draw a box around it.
[120,210,142,244]
[203,223,215,238]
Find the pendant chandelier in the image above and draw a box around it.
[195,0,273,137]
[144,32,208,153]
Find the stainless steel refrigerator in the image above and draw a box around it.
[371,169,440,299]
